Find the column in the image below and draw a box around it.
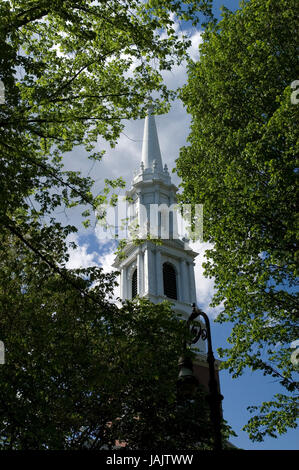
[171,191,179,240]
[137,191,147,238]
[121,266,127,300]
[188,261,197,303]
[179,258,188,303]
[156,249,163,296]
[137,250,144,295]
[144,247,155,297]
[143,248,149,295]
[136,191,142,238]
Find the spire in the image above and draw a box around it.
[141,105,163,172]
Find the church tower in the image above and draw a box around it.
[113,106,206,354]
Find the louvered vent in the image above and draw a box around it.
[132,268,137,298]
[163,262,177,300]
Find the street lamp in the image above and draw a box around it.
[177,303,224,451]
[177,355,198,398]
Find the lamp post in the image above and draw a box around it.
[177,303,224,451]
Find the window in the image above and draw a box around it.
[132,268,137,298]
[163,262,177,300]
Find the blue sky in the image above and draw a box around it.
[61,0,298,450]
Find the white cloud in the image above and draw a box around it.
[66,234,121,301]
[99,248,117,274]
[189,30,203,61]
[66,233,119,274]
[66,234,101,269]
[99,247,121,301]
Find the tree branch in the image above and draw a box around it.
[2,216,108,309]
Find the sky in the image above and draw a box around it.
[60,0,298,450]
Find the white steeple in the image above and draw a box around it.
[132,105,171,186]
[113,108,205,354]
[113,109,206,354]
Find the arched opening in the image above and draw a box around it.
[163,262,177,300]
[132,268,137,298]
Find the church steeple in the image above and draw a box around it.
[133,107,171,185]
[113,108,201,322]
[141,105,163,173]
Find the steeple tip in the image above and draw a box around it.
[141,105,163,173]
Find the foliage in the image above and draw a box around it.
[0,230,225,449]
[0,1,225,450]
[176,0,299,441]
[244,395,298,442]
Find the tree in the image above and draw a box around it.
[0,2,226,449]
[0,231,224,450]
[176,0,298,441]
